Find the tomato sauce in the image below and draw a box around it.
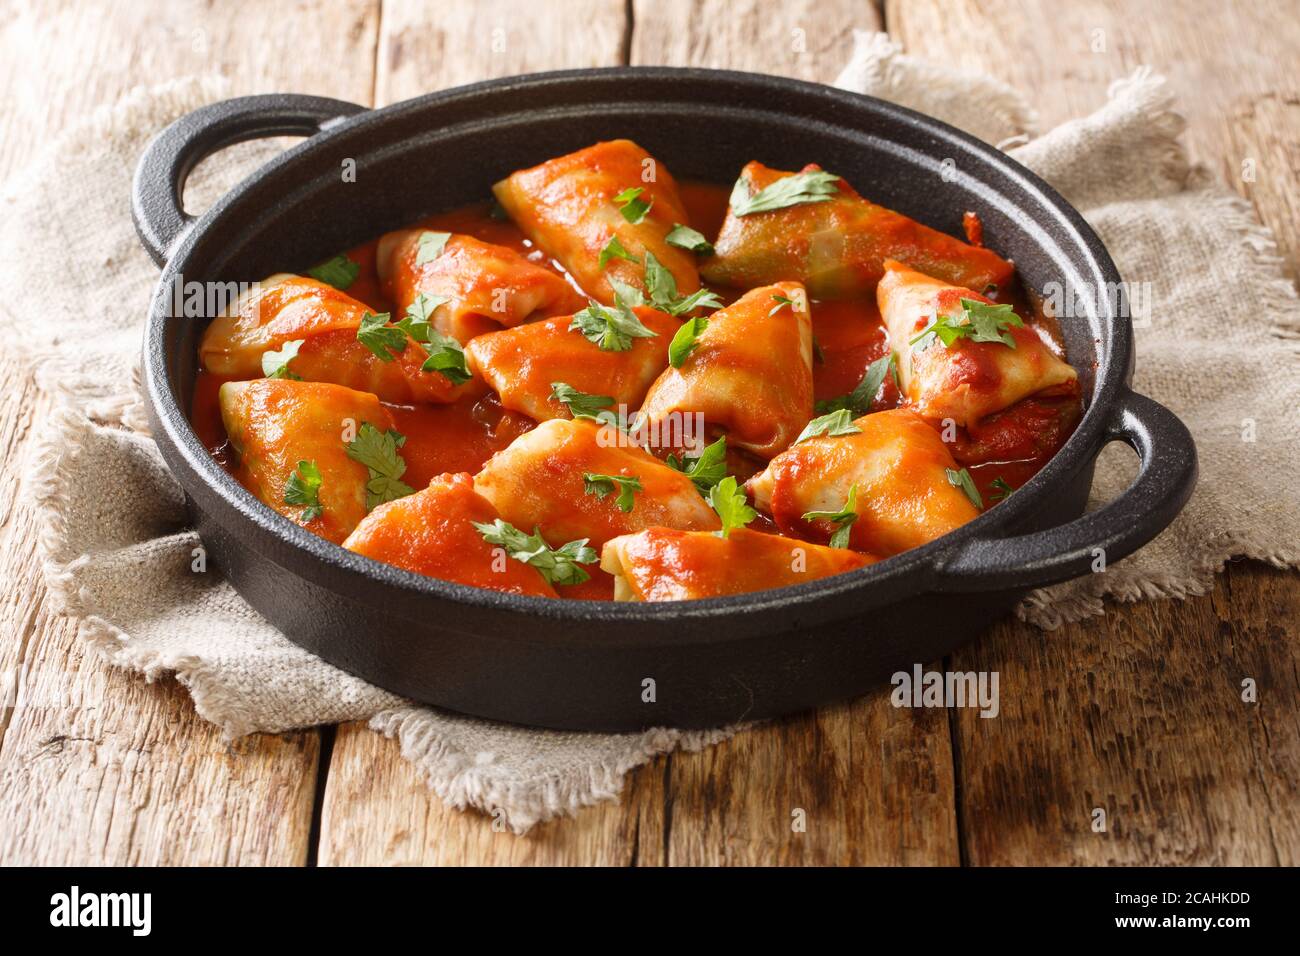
[191,179,1081,598]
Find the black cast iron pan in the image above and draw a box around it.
[131,68,1197,731]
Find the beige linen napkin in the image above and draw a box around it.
[4,34,1297,831]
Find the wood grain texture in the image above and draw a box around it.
[0,0,382,866]
[374,0,628,106]
[889,0,1300,865]
[629,0,868,79]
[317,722,666,865]
[662,696,958,865]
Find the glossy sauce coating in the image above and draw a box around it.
[377,229,585,344]
[219,378,393,544]
[747,408,981,556]
[343,472,558,597]
[193,177,1081,600]
[466,305,677,421]
[601,527,876,601]
[879,259,1078,428]
[474,418,721,550]
[638,281,814,459]
[199,274,466,405]
[493,139,700,306]
[703,162,1015,299]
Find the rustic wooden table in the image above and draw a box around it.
[0,0,1296,866]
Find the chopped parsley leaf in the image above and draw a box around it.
[801,484,859,549]
[614,186,653,224]
[794,408,862,445]
[356,311,407,361]
[911,298,1025,351]
[583,472,643,513]
[569,299,658,352]
[666,436,728,494]
[306,255,360,290]
[665,223,714,256]
[668,315,708,367]
[472,519,597,586]
[946,467,983,509]
[550,381,617,425]
[283,459,323,521]
[345,422,415,511]
[707,475,756,539]
[598,235,640,269]
[730,169,841,216]
[815,353,898,416]
[415,230,451,265]
[262,339,304,379]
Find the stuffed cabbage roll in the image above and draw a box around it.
[200,274,466,404]
[492,139,700,306]
[701,162,1014,300]
[638,282,813,458]
[878,260,1077,427]
[474,418,719,549]
[601,527,875,601]
[377,229,585,344]
[746,408,980,556]
[219,379,396,544]
[343,472,558,597]
[465,305,677,421]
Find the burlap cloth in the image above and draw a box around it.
[4,33,1297,832]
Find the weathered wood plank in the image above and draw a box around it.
[888,0,1300,865]
[663,697,958,866]
[374,0,628,105]
[315,0,640,866]
[0,0,382,865]
[316,722,666,865]
[629,0,865,81]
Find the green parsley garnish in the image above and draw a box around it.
[989,477,1015,502]
[569,299,658,352]
[614,187,653,224]
[598,235,640,269]
[306,254,360,290]
[420,333,471,384]
[801,484,859,549]
[815,353,898,416]
[729,169,841,216]
[345,422,415,511]
[393,294,470,384]
[769,293,798,316]
[583,472,643,513]
[794,408,862,445]
[471,519,597,586]
[666,436,728,494]
[665,223,714,256]
[946,467,983,509]
[550,381,617,425]
[707,475,756,539]
[283,459,323,521]
[911,298,1025,351]
[262,339,304,380]
[356,310,407,361]
[415,230,451,265]
[643,251,723,316]
[668,315,708,368]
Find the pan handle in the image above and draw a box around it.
[131,93,367,266]
[936,389,1197,592]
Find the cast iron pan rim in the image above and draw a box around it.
[144,66,1129,625]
